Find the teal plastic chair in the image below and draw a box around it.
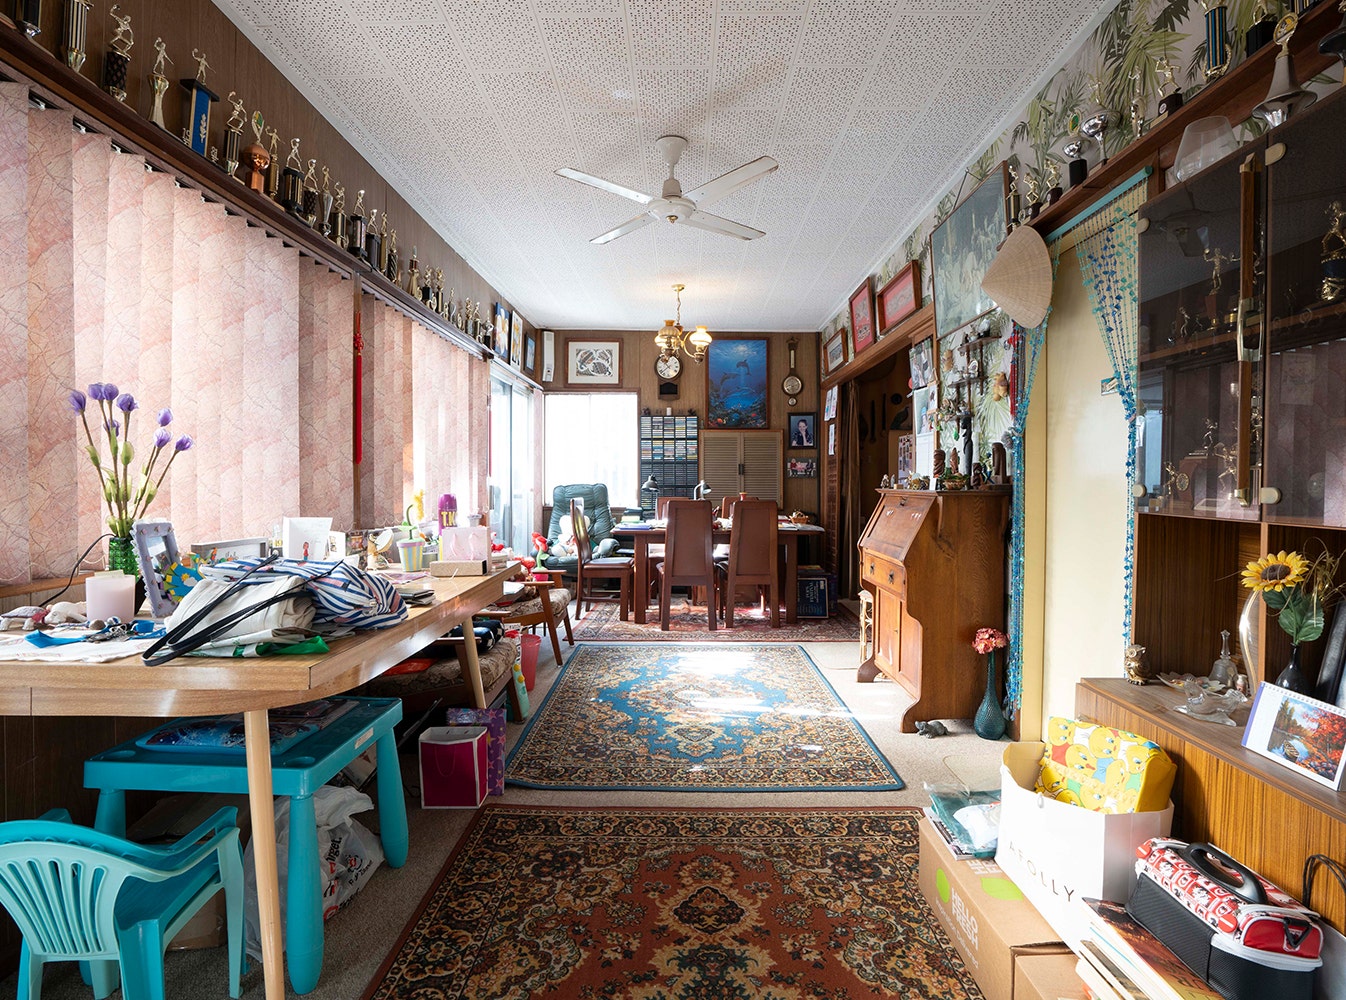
[0,806,245,1000]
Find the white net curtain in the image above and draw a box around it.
[0,82,487,585]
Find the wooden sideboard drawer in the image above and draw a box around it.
[862,553,905,598]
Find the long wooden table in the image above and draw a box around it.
[612,522,824,625]
[0,564,513,1000]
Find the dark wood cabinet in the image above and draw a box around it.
[857,489,1007,732]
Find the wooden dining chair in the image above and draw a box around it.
[719,494,758,519]
[655,499,717,631]
[715,499,780,627]
[572,499,633,620]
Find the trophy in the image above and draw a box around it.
[280,138,303,215]
[1322,201,1346,303]
[1128,68,1145,139]
[221,92,245,179]
[1080,80,1117,166]
[1045,160,1062,205]
[63,0,91,74]
[1203,247,1235,325]
[147,38,172,131]
[1203,0,1231,81]
[300,159,319,226]
[1025,170,1041,220]
[365,208,382,268]
[179,49,219,157]
[434,269,445,315]
[385,229,399,284]
[1154,57,1183,120]
[1321,0,1346,83]
[1246,1,1278,56]
[1062,110,1091,187]
[405,247,419,295]
[447,288,457,327]
[243,111,268,192]
[421,267,434,305]
[318,167,334,236]
[1006,162,1023,227]
[331,183,348,246]
[17,0,41,39]
[347,189,367,259]
[264,127,281,200]
[103,5,133,102]
[379,213,390,274]
[1254,14,1317,127]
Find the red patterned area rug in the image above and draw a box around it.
[364,806,984,1000]
[571,600,860,642]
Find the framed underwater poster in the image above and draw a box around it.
[706,338,769,429]
[931,163,1008,338]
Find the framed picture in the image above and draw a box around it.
[510,311,524,369]
[788,412,816,449]
[910,336,936,389]
[824,330,848,374]
[931,162,1008,338]
[132,520,182,618]
[566,339,621,385]
[524,334,536,374]
[823,385,838,422]
[493,303,508,358]
[787,458,818,478]
[1242,682,1346,790]
[876,260,921,336]
[849,277,876,357]
[706,337,769,429]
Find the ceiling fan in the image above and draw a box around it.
[557,135,778,245]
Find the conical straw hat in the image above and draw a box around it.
[980,224,1053,329]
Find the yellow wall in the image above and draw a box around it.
[1037,248,1132,729]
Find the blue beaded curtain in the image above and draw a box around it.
[1005,244,1060,718]
[1070,178,1148,658]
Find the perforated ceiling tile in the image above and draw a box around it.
[219,0,1114,331]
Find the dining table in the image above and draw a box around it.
[612,520,825,625]
[0,563,515,1000]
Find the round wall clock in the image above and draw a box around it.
[656,354,682,380]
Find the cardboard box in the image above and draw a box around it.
[1015,952,1088,1000]
[418,725,489,808]
[919,817,1069,1000]
[995,742,1173,947]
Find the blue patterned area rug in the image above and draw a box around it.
[505,643,904,792]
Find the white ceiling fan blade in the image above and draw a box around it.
[683,210,765,241]
[591,213,654,245]
[556,167,653,205]
[683,156,779,207]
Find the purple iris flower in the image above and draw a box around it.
[158,408,172,426]
[104,419,121,436]
[115,393,138,414]
[68,389,87,413]
[175,435,193,452]
[153,427,172,449]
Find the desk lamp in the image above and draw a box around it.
[692,480,710,501]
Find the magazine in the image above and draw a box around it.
[1081,898,1220,1000]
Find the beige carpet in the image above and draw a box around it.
[7,636,1007,1000]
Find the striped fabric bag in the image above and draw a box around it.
[199,556,407,631]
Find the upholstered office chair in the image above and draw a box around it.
[545,484,618,574]
[0,807,245,1000]
[655,499,717,631]
[716,500,780,628]
[572,499,634,620]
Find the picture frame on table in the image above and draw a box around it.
[705,337,769,429]
[132,519,183,619]
[849,277,876,357]
[876,260,921,336]
[824,329,848,374]
[910,335,936,389]
[510,311,524,369]
[1242,682,1346,790]
[566,339,621,385]
[788,412,816,449]
[787,458,818,478]
[931,162,1008,339]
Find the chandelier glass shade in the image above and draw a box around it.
[656,283,711,361]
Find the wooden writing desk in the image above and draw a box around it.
[0,564,513,1000]
[612,522,824,625]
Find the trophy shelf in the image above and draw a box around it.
[1030,0,1341,238]
[1136,328,1238,365]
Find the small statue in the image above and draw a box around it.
[335,182,346,214]
[151,36,171,78]
[109,5,134,55]
[1129,68,1144,138]
[287,137,302,171]
[915,720,948,738]
[1024,171,1041,218]
[1321,200,1346,302]
[1204,246,1234,297]
[242,113,269,192]
[406,246,420,295]
[1124,644,1152,685]
[1173,305,1192,343]
[932,449,946,478]
[948,449,960,476]
[1006,162,1022,226]
[907,475,930,490]
[1203,418,1217,454]
[225,92,246,133]
[880,474,892,489]
[353,188,365,216]
[970,462,986,489]
[1045,160,1062,204]
[191,48,211,84]
[990,441,1008,483]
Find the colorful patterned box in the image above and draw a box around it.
[443,707,506,796]
[1034,716,1176,814]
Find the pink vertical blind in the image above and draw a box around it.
[412,322,489,517]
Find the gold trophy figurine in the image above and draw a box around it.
[331,182,348,246]
[318,166,334,236]
[385,229,399,284]
[148,38,172,130]
[222,92,246,180]
[378,211,389,274]
[1006,162,1022,227]
[243,111,268,192]
[264,126,281,199]
[1025,170,1041,219]
[63,0,92,75]
[104,5,134,101]
[1322,201,1346,302]
[1045,160,1062,204]
[301,158,319,227]
[1155,56,1183,119]
[405,246,420,296]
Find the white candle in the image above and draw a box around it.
[87,570,136,622]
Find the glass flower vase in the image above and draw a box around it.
[974,649,1007,740]
[1274,643,1310,695]
[107,535,139,577]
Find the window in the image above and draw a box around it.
[489,378,535,550]
[544,393,639,507]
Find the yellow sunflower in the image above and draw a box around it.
[1242,550,1309,592]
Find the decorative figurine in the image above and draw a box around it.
[1155,56,1183,120]
[103,5,134,102]
[300,159,320,227]
[1128,68,1145,139]
[990,441,1008,484]
[1321,200,1346,302]
[331,183,348,246]
[1203,418,1218,454]
[243,111,268,192]
[378,212,389,274]
[63,0,92,74]
[318,167,334,236]
[1006,162,1022,228]
[348,189,367,259]
[1025,170,1041,220]
[970,462,986,489]
[280,138,303,215]
[221,92,246,179]
[147,38,172,130]
[405,248,420,295]
[932,449,946,478]
[264,126,281,199]
[1124,644,1153,685]
[179,48,219,157]
[1204,247,1235,323]
[1254,13,1316,126]
[880,474,892,489]
[385,229,399,284]
[1045,160,1062,205]
[1202,0,1231,80]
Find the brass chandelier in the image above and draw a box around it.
[655,283,712,362]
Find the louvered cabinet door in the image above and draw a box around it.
[740,431,783,504]
[700,432,742,511]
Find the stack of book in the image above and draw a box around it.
[1074,898,1220,1000]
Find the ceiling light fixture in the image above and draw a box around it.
[655,283,712,362]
